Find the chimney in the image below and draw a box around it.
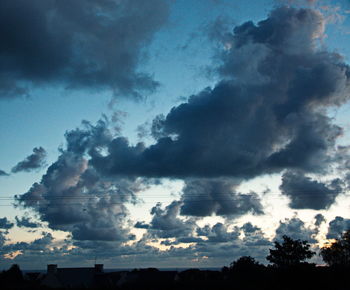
[94,264,104,273]
[47,264,57,274]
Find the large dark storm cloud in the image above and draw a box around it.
[280,170,342,210]
[11,147,47,173]
[0,0,169,98]
[90,6,349,180]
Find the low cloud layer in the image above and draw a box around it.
[0,0,169,99]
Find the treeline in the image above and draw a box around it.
[1,230,350,290]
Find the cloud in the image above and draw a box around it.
[193,222,271,263]
[0,169,9,176]
[276,0,318,6]
[15,216,41,228]
[280,170,343,210]
[90,6,349,181]
[0,0,169,99]
[141,201,196,239]
[0,217,14,230]
[314,213,326,227]
[3,232,54,252]
[11,147,47,173]
[134,221,150,229]
[16,120,146,241]
[327,216,350,239]
[180,178,263,217]
[275,217,317,242]
[0,231,6,247]
[241,222,272,247]
[197,222,240,243]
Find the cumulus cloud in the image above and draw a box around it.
[15,216,41,228]
[280,170,343,210]
[0,217,14,230]
[11,147,47,173]
[180,178,263,217]
[275,217,317,242]
[327,216,350,239]
[193,222,271,263]
[139,201,196,239]
[197,222,240,243]
[17,120,146,242]
[90,7,349,182]
[314,213,326,227]
[0,0,169,99]
[241,222,271,247]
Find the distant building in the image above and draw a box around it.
[41,264,104,288]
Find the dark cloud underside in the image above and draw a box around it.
[0,0,169,99]
[0,217,14,230]
[180,178,263,217]
[327,216,350,239]
[280,170,342,210]
[90,7,349,180]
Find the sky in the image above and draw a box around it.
[1,0,350,270]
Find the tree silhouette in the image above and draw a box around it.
[229,256,262,272]
[267,235,315,267]
[0,264,23,288]
[320,230,350,267]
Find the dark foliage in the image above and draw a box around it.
[267,235,315,267]
[229,256,263,271]
[320,229,350,267]
[0,264,24,289]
